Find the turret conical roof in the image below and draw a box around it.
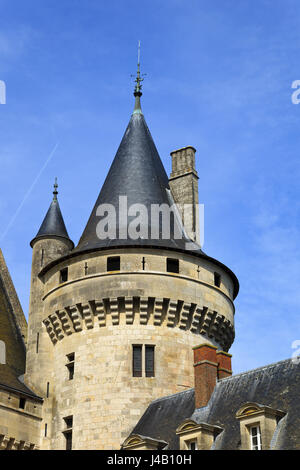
[74,109,199,253]
[30,180,73,248]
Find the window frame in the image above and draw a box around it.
[132,344,155,378]
[166,257,179,273]
[60,267,68,283]
[188,440,198,450]
[63,415,73,450]
[132,345,143,377]
[250,425,262,450]
[214,272,221,288]
[145,345,155,378]
[107,256,120,272]
[66,353,75,380]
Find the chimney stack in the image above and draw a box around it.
[216,351,232,379]
[169,146,199,244]
[193,344,233,409]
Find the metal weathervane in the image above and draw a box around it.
[132,40,146,97]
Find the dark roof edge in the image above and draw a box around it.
[37,244,239,298]
[0,381,43,402]
[30,234,74,249]
[0,249,28,344]
[217,357,297,383]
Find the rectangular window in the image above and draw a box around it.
[64,416,73,429]
[36,332,39,353]
[60,268,68,283]
[250,425,262,450]
[214,272,221,287]
[145,345,155,377]
[63,416,73,450]
[44,423,47,437]
[66,353,75,380]
[132,345,142,377]
[188,440,198,450]
[167,258,179,273]
[107,256,120,271]
[19,397,26,409]
[46,382,50,398]
[65,432,72,450]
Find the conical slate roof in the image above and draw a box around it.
[30,182,73,247]
[37,95,239,298]
[75,109,200,254]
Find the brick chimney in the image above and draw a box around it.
[216,351,232,379]
[193,344,233,409]
[169,146,199,244]
[193,344,218,408]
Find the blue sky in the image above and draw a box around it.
[0,0,299,374]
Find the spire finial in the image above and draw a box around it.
[53,177,58,201]
[132,40,145,114]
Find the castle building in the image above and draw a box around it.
[0,66,299,451]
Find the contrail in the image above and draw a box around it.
[0,142,59,242]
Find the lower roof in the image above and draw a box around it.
[130,358,300,450]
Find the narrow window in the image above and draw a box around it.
[44,423,47,437]
[64,416,73,429]
[66,353,75,380]
[107,256,120,271]
[250,425,262,450]
[46,382,50,398]
[132,345,142,377]
[0,340,6,364]
[145,345,155,377]
[19,397,26,409]
[36,332,39,353]
[166,258,179,273]
[63,416,73,450]
[60,268,68,283]
[214,272,221,287]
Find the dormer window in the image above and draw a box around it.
[176,419,223,450]
[236,402,285,450]
[122,434,168,450]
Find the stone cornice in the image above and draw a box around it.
[43,296,235,351]
[42,270,235,312]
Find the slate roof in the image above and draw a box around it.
[70,99,239,298]
[0,249,41,400]
[75,110,196,254]
[31,194,73,248]
[130,358,300,450]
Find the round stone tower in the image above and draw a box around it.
[25,70,239,450]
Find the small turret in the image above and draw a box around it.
[25,180,73,397]
[30,178,74,251]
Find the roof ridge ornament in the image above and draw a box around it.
[53,177,58,201]
[132,40,146,114]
